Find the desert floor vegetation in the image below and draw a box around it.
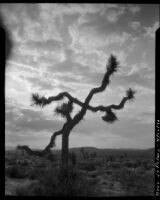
[5,148,154,196]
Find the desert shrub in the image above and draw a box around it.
[147,163,154,170]
[6,158,17,165]
[55,167,97,196]
[27,167,45,180]
[16,166,98,196]
[5,165,27,179]
[89,173,97,178]
[15,182,46,196]
[109,156,115,162]
[105,170,113,175]
[80,148,90,160]
[123,161,138,168]
[45,153,56,162]
[89,171,101,178]
[135,159,142,167]
[16,185,31,196]
[78,161,96,171]
[110,162,121,169]
[90,152,97,159]
[114,167,154,196]
[35,160,47,168]
[142,160,152,170]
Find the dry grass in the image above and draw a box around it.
[5,149,154,196]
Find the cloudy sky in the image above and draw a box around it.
[2,4,158,149]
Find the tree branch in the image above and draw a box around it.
[72,55,120,124]
[88,88,136,112]
[31,92,84,108]
[17,122,69,157]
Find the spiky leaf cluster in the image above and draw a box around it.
[55,101,73,118]
[106,54,119,75]
[102,109,118,123]
[31,93,48,107]
[126,88,136,101]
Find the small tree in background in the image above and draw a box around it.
[18,55,136,172]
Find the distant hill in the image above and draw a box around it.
[5,146,154,159]
[53,147,155,159]
[5,146,16,151]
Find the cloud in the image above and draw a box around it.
[100,5,125,23]
[39,3,125,24]
[122,62,153,77]
[27,77,54,90]
[136,111,155,124]
[131,84,155,96]
[1,3,62,43]
[127,5,141,14]
[130,21,141,31]
[69,18,132,54]
[6,104,63,133]
[17,42,65,64]
[143,21,159,39]
[26,39,63,51]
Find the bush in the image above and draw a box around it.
[7,158,17,165]
[16,182,46,196]
[142,161,152,170]
[5,165,27,179]
[114,167,154,196]
[79,162,96,171]
[123,161,137,168]
[110,162,121,169]
[27,168,45,180]
[16,166,98,196]
[45,153,56,162]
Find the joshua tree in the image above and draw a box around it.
[18,55,136,171]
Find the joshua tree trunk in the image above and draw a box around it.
[61,131,69,171]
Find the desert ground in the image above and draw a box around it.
[5,147,155,196]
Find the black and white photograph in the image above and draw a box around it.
[2,3,159,196]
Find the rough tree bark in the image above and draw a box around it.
[62,132,69,171]
[18,55,136,172]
